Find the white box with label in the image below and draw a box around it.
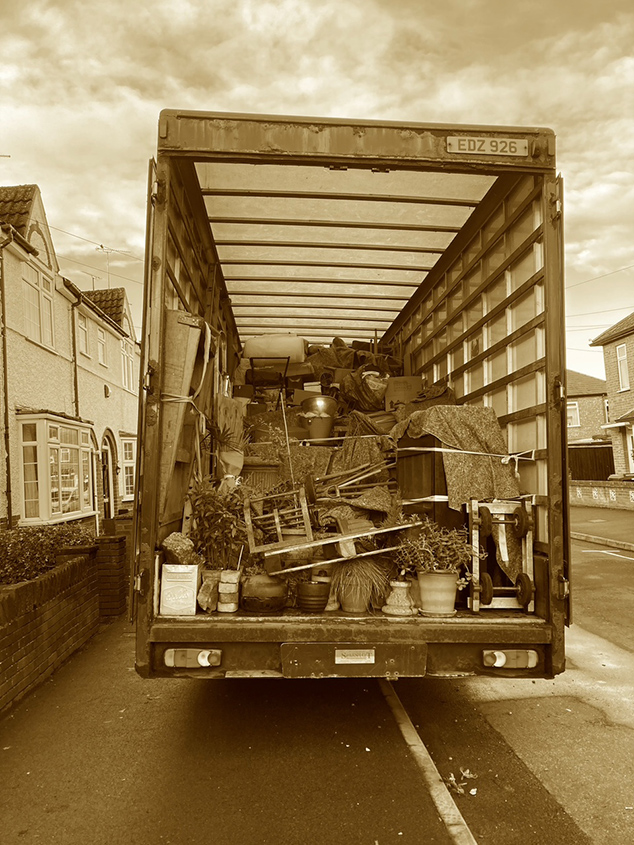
[160,564,200,616]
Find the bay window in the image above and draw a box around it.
[20,415,95,522]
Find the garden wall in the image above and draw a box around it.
[0,533,131,714]
[569,480,634,511]
[0,553,99,714]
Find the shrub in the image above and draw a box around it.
[0,524,96,586]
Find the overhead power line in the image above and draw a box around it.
[566,262,634,290]
[49,224,143,262]
[58,253,143,286]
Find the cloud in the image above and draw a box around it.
[1,0,633,371]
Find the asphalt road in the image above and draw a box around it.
[1,536,632,845]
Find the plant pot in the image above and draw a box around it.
[297,580,331,613]
[417,571,459,617]
[382,580,417,617]
[240,573,287,614]
[304,415,334,442]
[338,582,369,615]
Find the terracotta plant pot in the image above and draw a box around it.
[297,580,331,613]
[338,582,369,615]
[417,571,459,617]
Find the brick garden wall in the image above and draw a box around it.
[0,533,131,714]
[0,553,100,713]
[570,479,634,510]
[96,535,128,617]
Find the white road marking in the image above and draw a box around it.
[580,549,634,561]
[380,680,479,845]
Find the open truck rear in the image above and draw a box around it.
[132,110,569,680]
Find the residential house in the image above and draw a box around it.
[566,369,608,442]
[590,310,634,476]
[565,369,614,480]
[0,184,140,529]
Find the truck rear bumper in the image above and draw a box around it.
[143,612,556,679]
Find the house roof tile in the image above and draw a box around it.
[83,288,126,329]
[590,310,634,346]
[566,369,607,397]
[0,185,37,236]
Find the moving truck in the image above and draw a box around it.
[133,110,569,680]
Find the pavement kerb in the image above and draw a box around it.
[570,532,634,553]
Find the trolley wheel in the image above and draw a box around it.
[511,506,529,538]
[479,571,493,605]
[515,572,533,607]
[478,506,493,538]
[304,474,317,505]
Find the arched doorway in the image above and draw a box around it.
[101,432,117,520]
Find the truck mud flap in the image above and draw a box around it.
[280,642,427,679]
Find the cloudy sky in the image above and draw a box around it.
[1,0,633,377]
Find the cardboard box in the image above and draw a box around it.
[160,564,200,616]
[384,376,423,411]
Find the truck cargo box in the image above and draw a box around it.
[132,111,569,681]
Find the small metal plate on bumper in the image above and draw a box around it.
[281,642,427,678]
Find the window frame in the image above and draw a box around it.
[566,400,580,428]
[77,311,89,356]
[121,338,135,391]
[97,327,107,366]
[19,415,95,523]
[121,438,136,500]
[617,343,630,391]
[22,262,55,349]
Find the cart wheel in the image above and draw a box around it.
[515,572,533,607]
[512,506,529,538]
[479,506,493,538]
[304,474,317,505]
[479,572,493,605]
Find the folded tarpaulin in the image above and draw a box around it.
[390,405,521,510]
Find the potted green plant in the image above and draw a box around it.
[330,557,389,615]
[395,520,473,617]
[189,479,251,569]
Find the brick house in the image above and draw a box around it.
[590,310,634,476]
[0,184,140,529]
[566,369,614,480]
[566,369,608,442]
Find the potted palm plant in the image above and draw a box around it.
[395,520,472,617]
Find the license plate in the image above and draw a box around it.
[447,136,529,156]
[280,642,427,678]
[335,648,375,665]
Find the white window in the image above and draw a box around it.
[97,328,107,365]
[78,312,89,355]
[121,439,136,499]
[566,401,580,427]
[20,417,94,522]
[23,263,54,347]
[617,344,630,391]
[122,339,135,391]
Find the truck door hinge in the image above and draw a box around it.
[134,569,150,597]
[143,359,158,394]
[558,574,570,600]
